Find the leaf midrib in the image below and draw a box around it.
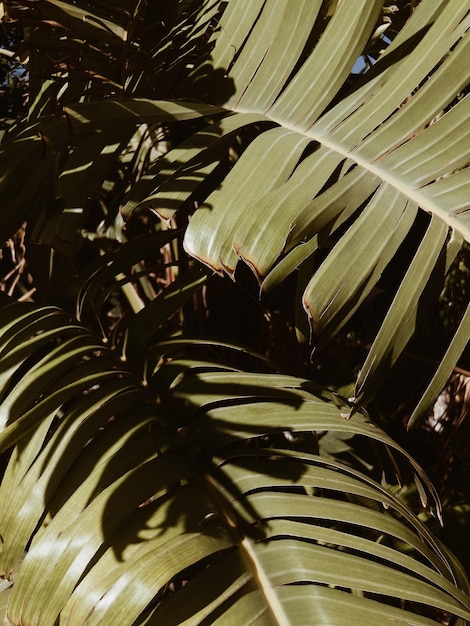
[266,113,470,242]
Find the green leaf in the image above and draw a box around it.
[65,99,226,132]
[0,299,468,625]
[303,184,417,345]
[409,300,470,428]
[354,216,450,407]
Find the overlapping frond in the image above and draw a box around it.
[0,3,469,622]
[0,297,469,625]
[178,0,470,419]
[3,0,465,419]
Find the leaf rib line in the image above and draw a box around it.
[266,116,470,242]
[241,536,290,626]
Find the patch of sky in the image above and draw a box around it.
[352,34,392,74]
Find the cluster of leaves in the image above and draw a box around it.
[0,0,469,624]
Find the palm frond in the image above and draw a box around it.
[0,296,469,624]
[0,4,469,621]
[3,0,466,419]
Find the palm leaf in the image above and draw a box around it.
[0,297,469,625]
[173,0,470,420]
[179,0,469,422]
[3,0,466,420]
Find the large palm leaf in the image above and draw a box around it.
[173,0,470,422]
[1,0,468,423]
[0,294,469,625]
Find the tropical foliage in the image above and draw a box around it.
[0,0,469,624]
